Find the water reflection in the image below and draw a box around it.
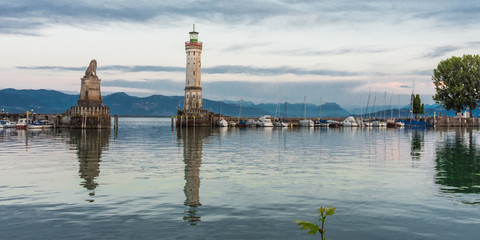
[177,127,212,224]
[67,129,110,201]
[435,129,480,194]
[410,129,424,160]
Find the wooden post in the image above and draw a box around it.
[180,116,183,128]
[171,116,174,128]
[114,115,119,129]
[186,115,189,128]
[194,116,196,128]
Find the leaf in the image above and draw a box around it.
[318,206,325,214]
[326,205,336,216]
[294,220,319,234]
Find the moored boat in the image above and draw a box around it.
[218,119,228,127]
[27,120,53,129]
[299,119,314,127]
[386,119,396,128]
[273,118,288,127]
[342,116,359,127]
[16,118,30,129]
[0,120,16,128]
[257,115,274,127]
[246,119,256,127]
[314,119,329,127]
[237,120,247,128]
[327,120,340,128]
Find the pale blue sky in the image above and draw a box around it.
[1,0,480,108]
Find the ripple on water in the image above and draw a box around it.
[1,120,480,239]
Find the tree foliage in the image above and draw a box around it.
[294,205,336,240]
[411,94,424,116]
[432,54,480,114]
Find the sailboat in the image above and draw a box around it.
[218,100,228,127]
[237,99,247,127]
[299,96,314,127]
[273,101,288,127]
[314,98,329,127]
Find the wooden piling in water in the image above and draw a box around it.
[114,115,119,129]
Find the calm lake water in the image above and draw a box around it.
[1,117,479,239]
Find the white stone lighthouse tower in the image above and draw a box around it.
[184,24,203,111]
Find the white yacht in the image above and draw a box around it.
[342,116,359,127]
[246,119,256,127]
[274,120,288,127]
[256,115,274,127]
[0,120,16,128]
[218,119,228,127]
[299,119,314,127]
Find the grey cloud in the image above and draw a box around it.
[414,4,480,26]
[0,0,290,34]
[2,0,478,35]
[17,64,357,76]
[204,65,356,76]
[422,46,460,58]
[103,79,183,95]
[222,42,271,52]
[102,65,184,72]
[16,66,84,71]
[275,47,390,56]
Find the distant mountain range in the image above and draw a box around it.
[0,88,464,117]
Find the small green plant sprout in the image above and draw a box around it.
[294,205,336,240]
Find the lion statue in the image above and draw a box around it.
[85,59,97,77]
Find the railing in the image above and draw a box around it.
[66,106,110,117]
[185,42,203,47]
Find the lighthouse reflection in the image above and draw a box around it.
[177,127,211,224]
[67,129,110,201]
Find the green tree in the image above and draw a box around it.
[411,94,424,117]
[294,205,336,240]
[432,54,480,116]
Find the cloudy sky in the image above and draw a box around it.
[1,0,480,108]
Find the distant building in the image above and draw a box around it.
[177,25,218,127]
[184,24,203,111]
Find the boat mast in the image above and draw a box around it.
[319,97,322,120]
[359,95,363,120]
[398,95,401,119]
[365,92,371,119]
[238,99,242,122]
[303,96,307,119]
[390,92,393,119]
[384,91,386,120]
[219,99,223,116]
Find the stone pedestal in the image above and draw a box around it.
[78,75,102,107]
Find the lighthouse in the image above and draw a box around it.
[184,24,203,110]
